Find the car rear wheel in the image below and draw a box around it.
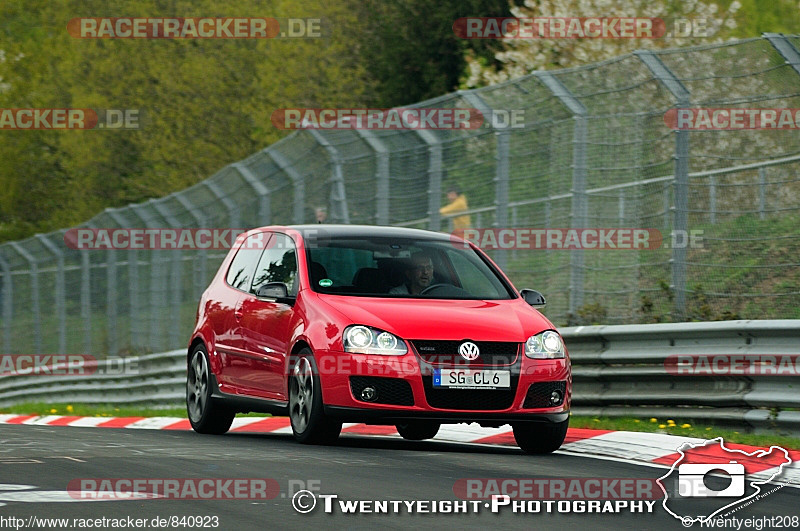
[289,349,342,444]
[396,421,440,441]
[187,344,235,435]
[513,419,569,454]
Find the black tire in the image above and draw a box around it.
[288,349,342,445]
[187,344,235,435]
[513,419,569,454]
[396,421,441,441]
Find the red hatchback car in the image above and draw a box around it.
[187,225,571,453]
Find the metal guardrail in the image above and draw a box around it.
[566,320,800,436]
[1,321,798,435]
[0,351,185,407]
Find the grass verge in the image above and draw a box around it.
[570,415,800,450]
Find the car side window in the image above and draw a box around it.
[251,233,299,296]
[225,233,270,291]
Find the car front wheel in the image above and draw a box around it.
[288,349,342,444]
[187,344,235,435]
[512,419,569,454]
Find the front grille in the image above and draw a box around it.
[523,381,567,408]
[420,357,521,411]
[422,385,518,410]
[349,376,414,406]
[412,340,519,367]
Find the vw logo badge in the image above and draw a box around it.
[458,341,480,361]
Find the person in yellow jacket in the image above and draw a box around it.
[439,186,471,230]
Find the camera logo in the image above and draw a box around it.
[657,437,793,525]
[677,461,745,497]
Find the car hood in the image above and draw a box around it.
[317,295,554,342]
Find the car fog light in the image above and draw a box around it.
[361,386,377,402]
[550,390,562,404]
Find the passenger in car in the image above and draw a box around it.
[389,252,435,295]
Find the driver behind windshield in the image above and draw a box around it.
[389,252,434,295]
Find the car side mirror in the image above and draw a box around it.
[520,289,546,308]
[256,282,293,304]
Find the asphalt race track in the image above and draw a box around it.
[0,424,797,530]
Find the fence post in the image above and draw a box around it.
[105,208,137,352]
[266,148,306,224]
[763,33,800,77]
[174,194,208,299]
[406,129,443,232]
[129,203,164,353]
[759,167,767,220]
[152,200,183,350]
[82,222,97,356]
[353,129,390,225]
[35,234,66,355]
[9,242,40,354]
[461,90,509,268]
[203,182,241,229]
[0,254,12,354]
[535,72,588,315]
[763,33,800,222]
[307,130,350,223]
[709,174,716,224]
[635,50,690,321]
[232,163,271,225]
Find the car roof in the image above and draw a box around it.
[278,224,455,242]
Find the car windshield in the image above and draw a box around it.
[305,236,514,299]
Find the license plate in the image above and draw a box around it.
[433,369,510,389]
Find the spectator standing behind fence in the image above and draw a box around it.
[439,186,471,230]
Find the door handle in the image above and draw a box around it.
[234,300,244,320]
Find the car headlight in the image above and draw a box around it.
[343,325,407,355]
[524,330,565,359]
